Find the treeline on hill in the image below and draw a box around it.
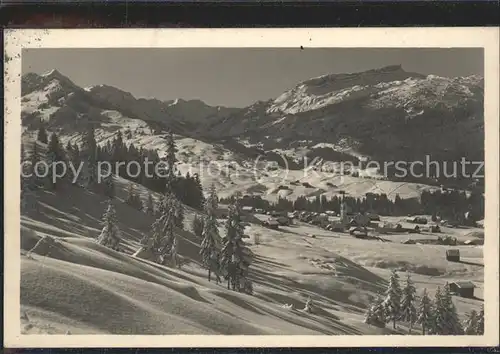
[370,155,485,192]
[22,127,256,295]
[221,189,484,223]
[364,270,484,335]
[27,125,205,210]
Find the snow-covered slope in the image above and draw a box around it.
[20,175,484,335]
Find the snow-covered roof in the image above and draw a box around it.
[451,281,475,289]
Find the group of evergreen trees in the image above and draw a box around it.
[220,193,254,293]
[198,187,254,294]
[222,188,484,224]
[139,134,185,267]
[36,125,205,209]
[143,193,183,267]
[365,270,484,335]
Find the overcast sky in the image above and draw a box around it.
[22,48,483,108]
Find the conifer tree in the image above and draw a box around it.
[463,310,479,335]
[428,286,444,334]
[475,305,484,335]
[67,143,80,184]
[46,133,65,189]
[152,193,178,266]
[400,272,417,333]
[207,184,219,211]
[111,131,125,177]
[37,125,48,144]
[220,195,252,291]
[192,173,205,209]
[383,269,402,329]
[170,231,179,268]
[145,192,155,215]
[417,288,432,335]
[192,214,205,238]
[303,296,314,313]
[364,297,387,328]
[441,283,463,334]
[97,199,121,250]
[144,215,162,250]
[164,130,177,194]
[221,203,237,290]
[81,125,98,188]
[174,199,185,229]
[125,184,142,210]
[200,186,222,282]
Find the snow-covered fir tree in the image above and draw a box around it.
[200,186,222,282]
[463,310,479,335]
[220,201,237,289]
[429,284,463,335]
[364,297,386,328]
[441,283,463,334]
[400,272,417,333]
[220,196,253,292]
[192,214,205,238]
[475,305,484,335]
[97,199,121,251]
[303,296,314,313]
[383,269,402,329]
[417,288,433,335]
[428,286,443,334]
[142,215,161,249]
[154,193,178,266]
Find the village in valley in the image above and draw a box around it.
[18,56,485,336]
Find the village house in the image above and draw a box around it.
[449,281,476,298]
[241,206,254,213]
[446,249,461,262]
[406,216,428,225]
[263,218,279,230]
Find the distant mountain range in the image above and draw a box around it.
[21,64,484,192]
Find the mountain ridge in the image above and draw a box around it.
[21,65,484,192]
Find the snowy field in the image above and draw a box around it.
[20,176,483,335]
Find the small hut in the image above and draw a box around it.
[241,206,254,213]
[464,239,484,246]
[449,281,475,298]
[264,219,279,230]
[430,225,441,233]
[446,249,460,262]
[276,216,290,226]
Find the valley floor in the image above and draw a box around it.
[19,179,484,335]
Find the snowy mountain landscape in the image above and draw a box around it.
[19,62,485,336]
